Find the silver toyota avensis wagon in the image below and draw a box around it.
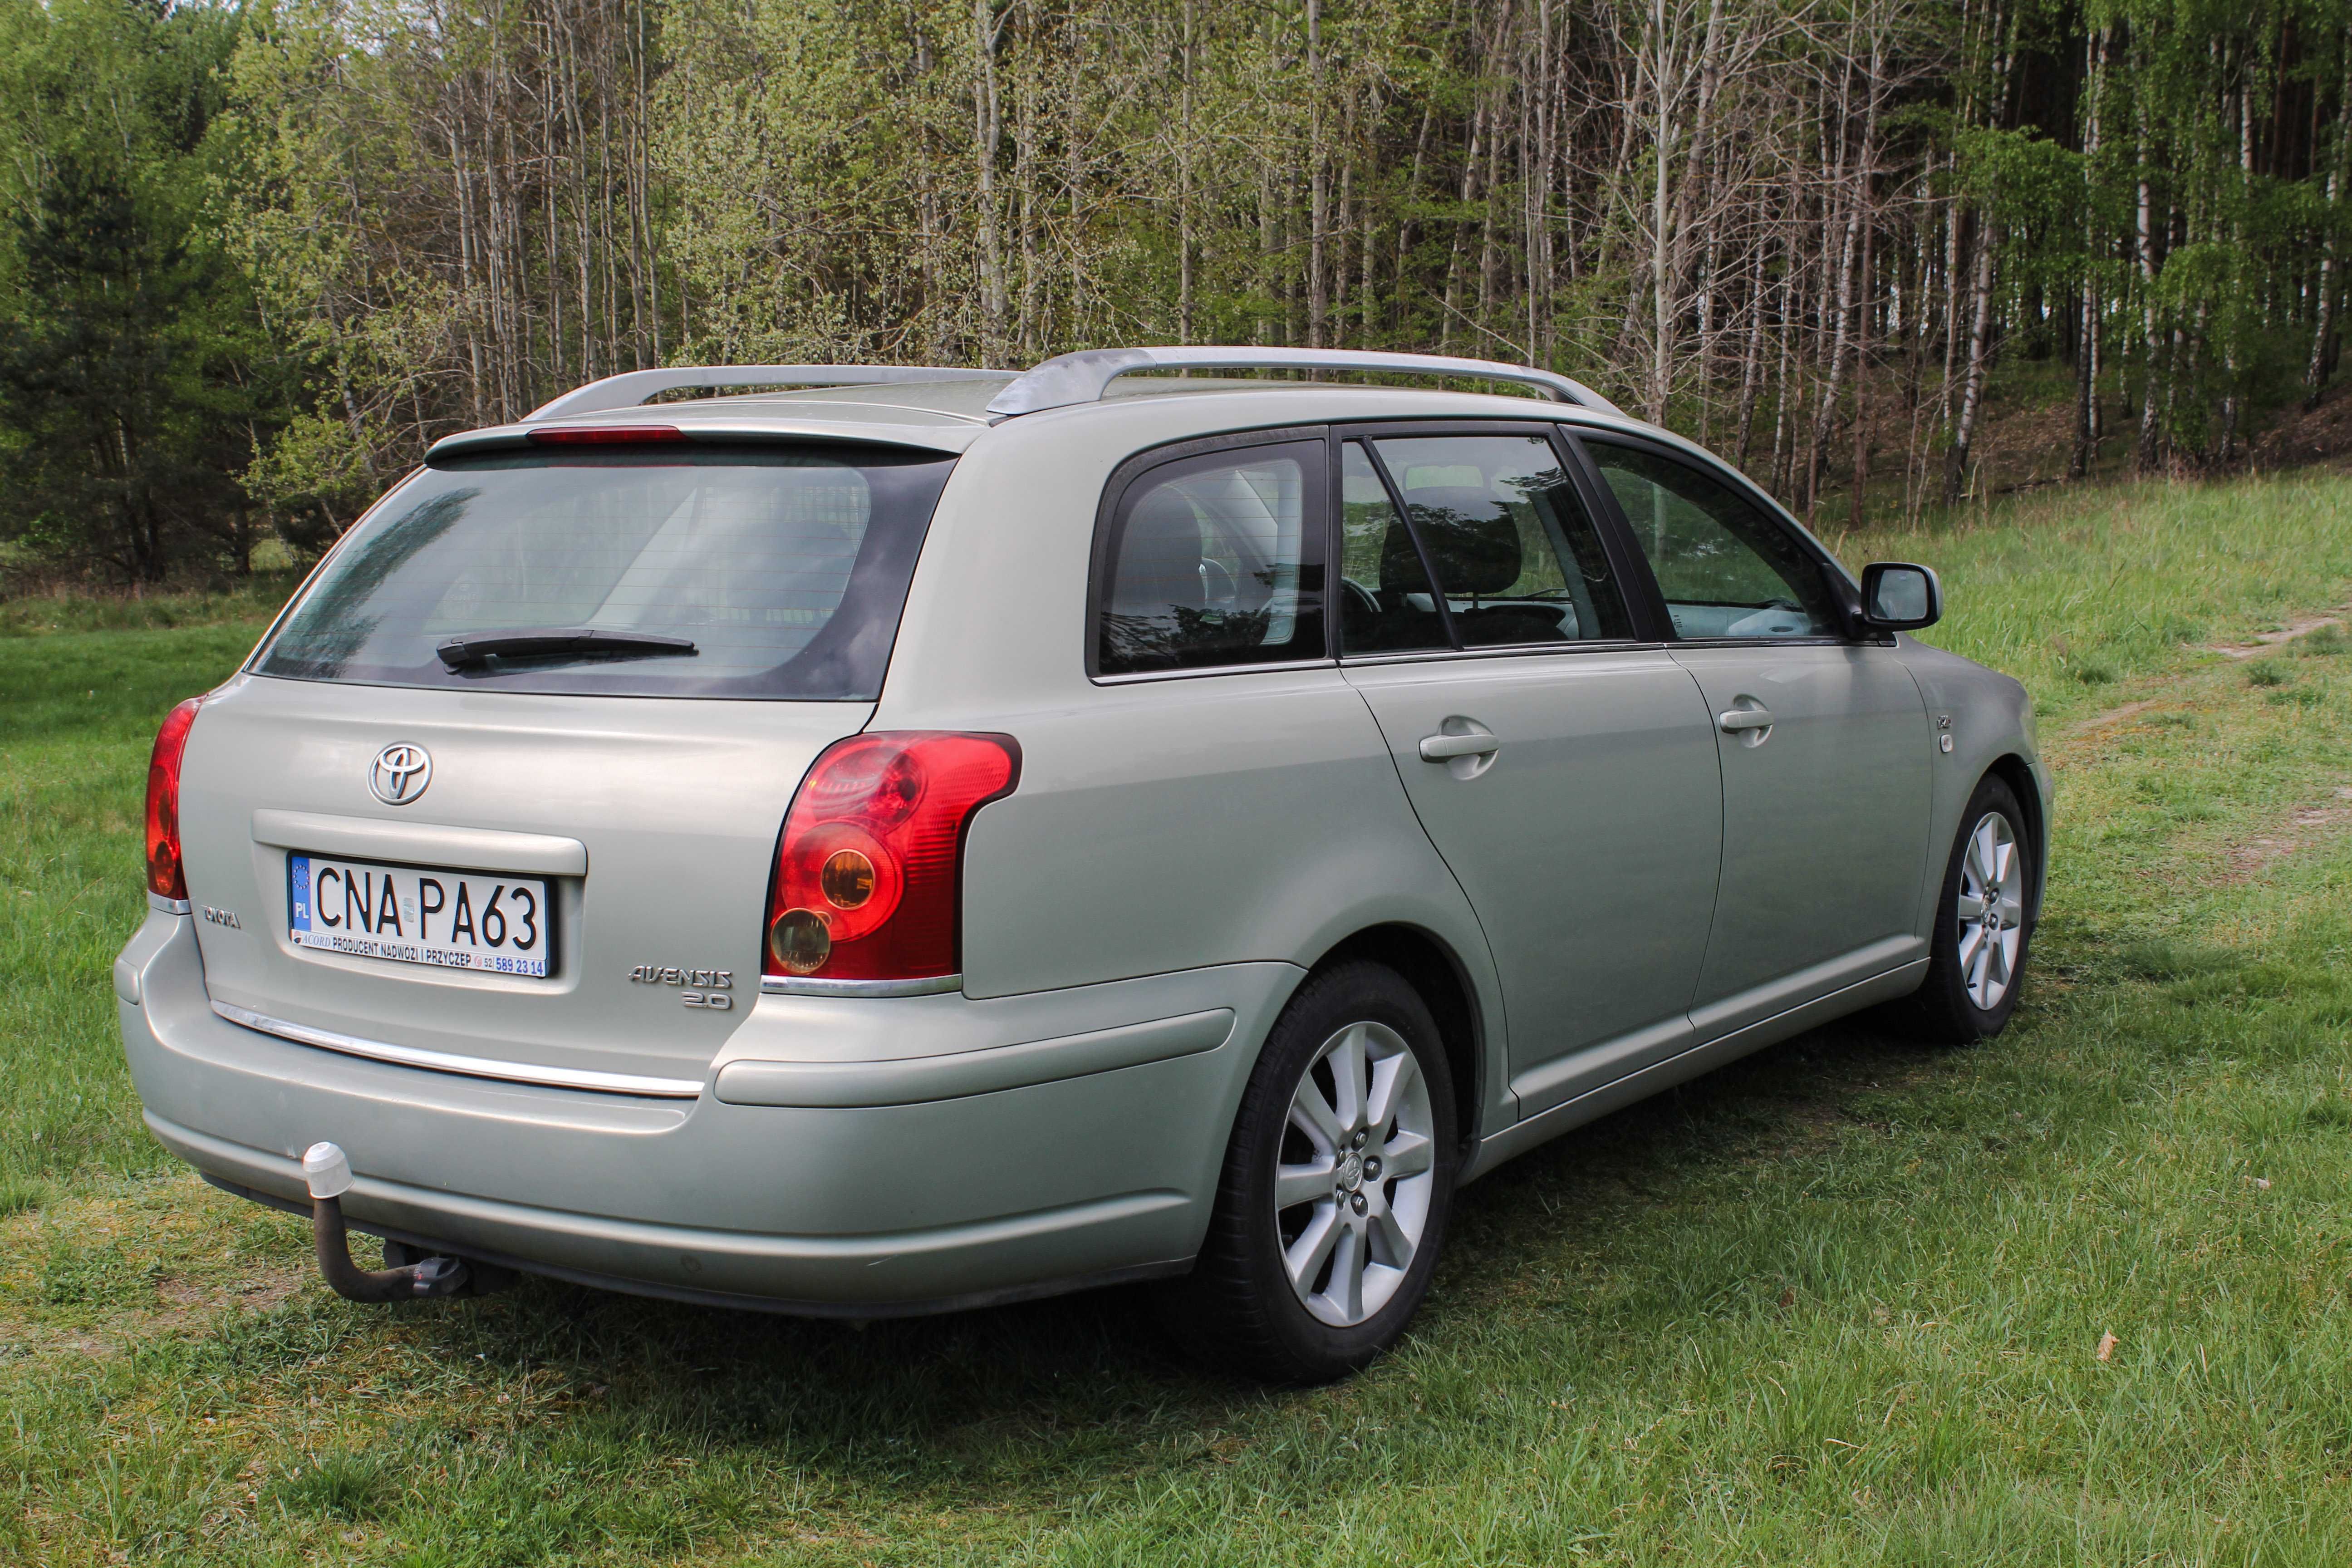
[118,347,2046,1381]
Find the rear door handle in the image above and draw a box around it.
[1419,732,1502,761]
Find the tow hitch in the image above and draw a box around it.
[302,1142,489,1302]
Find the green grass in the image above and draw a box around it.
[1825,469,2352,723]
[0,575,304,639]
[0,619,277,1188]
[3,474,2352,1563]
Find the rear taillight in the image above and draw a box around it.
[764,732,1020,985]
[144,697,204,901]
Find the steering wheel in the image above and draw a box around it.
[1340,577,1382,619]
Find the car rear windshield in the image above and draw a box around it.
[253,445,958,700]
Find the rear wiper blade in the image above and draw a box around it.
[435,628,698,670]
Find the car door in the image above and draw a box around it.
[1337,426,1725,1118]
[1576,434,1933,1038]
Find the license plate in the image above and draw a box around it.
[288,854,553,978]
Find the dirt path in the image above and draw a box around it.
[2207,608,2347,659]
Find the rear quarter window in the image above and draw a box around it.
[254,445,957,700]
[1092,440,1328,676]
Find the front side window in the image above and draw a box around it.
[1355,433,1633,650]
[254,445,957,699]
[1582,440,1841,639]
[1095,442,1326,675]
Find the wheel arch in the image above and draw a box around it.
[1305,923,1488,1152]
[1982,751,2047,919]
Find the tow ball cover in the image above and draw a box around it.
[302,1141,354,1200]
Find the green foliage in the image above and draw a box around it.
[9,0,2352,583]
[1954,126,2087,286]
[0,0,293,586]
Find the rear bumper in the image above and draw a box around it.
[117,909,1297,1312]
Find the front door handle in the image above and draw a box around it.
[1717,701,1775,747]
[1419,732,1502,762]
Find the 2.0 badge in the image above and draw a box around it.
[369,742,433,806]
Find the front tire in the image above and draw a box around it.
[1156,960,1458,1383]
[1902,774,2036,1043]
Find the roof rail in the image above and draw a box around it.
[983,346,1625,420]
[526,364,1017,422]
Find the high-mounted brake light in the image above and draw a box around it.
[525,425,688,446]
[764,732,1020,985]
[145,697,204,901]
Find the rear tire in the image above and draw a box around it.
[1154,960,1458,1383]
[1899,774,2036,1043]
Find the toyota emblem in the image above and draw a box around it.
[369,742,433,806]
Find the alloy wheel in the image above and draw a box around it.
[1274,1020,1438,1327]
[1955,810,2024,1010]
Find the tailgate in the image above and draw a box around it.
[178,676,865,1088]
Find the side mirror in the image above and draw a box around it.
[1860,562,1941,632]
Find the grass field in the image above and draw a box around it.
[3,473,2351,1563]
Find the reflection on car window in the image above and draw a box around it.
[1096,442,1326,675]
[253,447,955,699]
[1359,434,1632,650]
[1583,441,1838,639]
[1338,443,1447,654]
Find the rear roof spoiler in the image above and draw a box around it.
[525,365,1016,422]
[983,346,1625,420]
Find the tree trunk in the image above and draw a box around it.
[2072,26,2106,477]
[1943,218,1996,505]
[1016,1,1041,356]
[1439,104,1484,352]
[2219,77,2254,459]
[1645,0,1675,423]
[1812,56,1868,520]
[1178,0,1195,345]
[1849,177,1876,529]
[1735,242,1767,469]
[972,0,1007,359]
[2307,30,2352,409]
[2136,102,2164,474]
[1307,0,1329,349]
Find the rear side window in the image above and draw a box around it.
[1094,441,1327,676]
[254,446,957,700]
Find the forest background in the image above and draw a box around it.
[2,0,2347,586]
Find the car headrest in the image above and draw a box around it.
[1404,486,1521,596]
[1379,508,1430,595]
[1111,487,1205,615]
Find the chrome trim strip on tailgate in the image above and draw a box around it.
[210,1000,704,1099]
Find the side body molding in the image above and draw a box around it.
[717,1009,1235,1107]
